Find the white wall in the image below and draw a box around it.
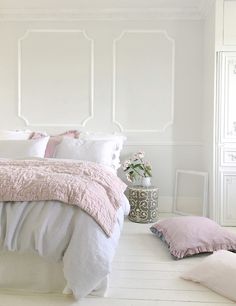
[203,3,216,218]
[0,10,205,212]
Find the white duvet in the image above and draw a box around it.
[0,195,129,299]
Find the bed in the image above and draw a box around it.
[0,130,128,299]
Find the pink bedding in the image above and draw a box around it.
[0,159,126,237]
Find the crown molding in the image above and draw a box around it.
[0,7,207,21]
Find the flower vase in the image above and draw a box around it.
[141,177,151,187]
[133,177,141,186]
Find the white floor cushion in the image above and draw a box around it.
[181,250,236,302]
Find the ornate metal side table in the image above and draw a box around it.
[128,186,159,223]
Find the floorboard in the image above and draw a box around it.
[0,214,234,306]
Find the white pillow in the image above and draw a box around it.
[79,132,126,170]
[0,130,32,140]
[181,250,236,302]
[54,138,118,169]
[0,137,49,159]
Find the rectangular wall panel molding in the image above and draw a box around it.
[18,29,94,127]
[112,30,175,134]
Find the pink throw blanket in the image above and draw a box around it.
[0,159,127,236]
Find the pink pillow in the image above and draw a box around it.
[150,216,236,259]
[30,130,80,158]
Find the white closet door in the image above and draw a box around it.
[221,173,236,225]
[224,1,236,45]
[220,52,236,143]
[217,52,236,226]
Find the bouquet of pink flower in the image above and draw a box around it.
[123,151,152,183]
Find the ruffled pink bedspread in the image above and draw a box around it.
[0,159,127,236]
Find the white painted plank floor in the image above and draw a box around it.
[0,213,235,306]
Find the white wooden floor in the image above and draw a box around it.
[0,214,235,306]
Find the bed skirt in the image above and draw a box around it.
[0,251,108,296]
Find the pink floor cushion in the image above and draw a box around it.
[150,216,236,259]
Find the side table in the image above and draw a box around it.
[128,185,159,223]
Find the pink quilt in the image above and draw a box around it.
[0,159,127,236]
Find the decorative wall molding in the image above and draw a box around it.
[0,7,210,21]
[125,141,204,146]
[217,52,236,226]
[221,173,236,224]
[112,30,175,133]
[198,0,215,18]
[18,29,94,127]
[220,53,236,141]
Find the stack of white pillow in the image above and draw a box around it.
[0,130,126,172]
[0,130,49,159]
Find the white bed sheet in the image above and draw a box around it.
[0,194,129,299]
